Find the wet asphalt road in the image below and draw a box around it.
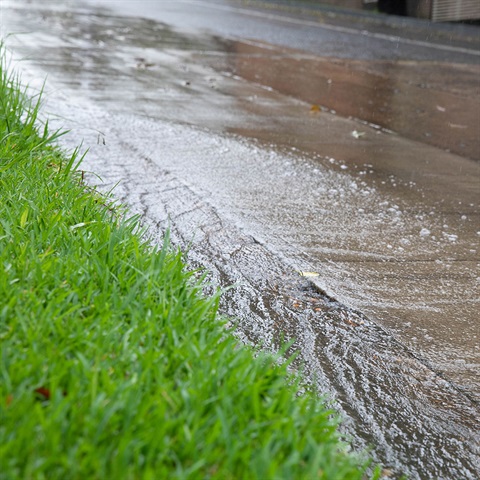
[1,0,480,478]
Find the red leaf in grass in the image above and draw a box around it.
[34,387,51,400]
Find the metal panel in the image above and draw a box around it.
[432,0,480,21]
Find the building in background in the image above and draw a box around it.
[380,0,480,21]
[318,0,480,21]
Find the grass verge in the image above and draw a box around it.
[0,48,378,479]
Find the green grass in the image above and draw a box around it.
[0,48,378,479]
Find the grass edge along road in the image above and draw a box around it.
[0,47,379,480]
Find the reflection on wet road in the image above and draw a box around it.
[2,0,479,478]
[224,41,480,161]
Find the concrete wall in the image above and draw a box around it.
[406,0,431,18]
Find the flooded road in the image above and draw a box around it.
[2,0,479,478]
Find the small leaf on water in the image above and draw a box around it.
[351,130,366,139]
[299,271,319,277]
[345,318,360,327]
